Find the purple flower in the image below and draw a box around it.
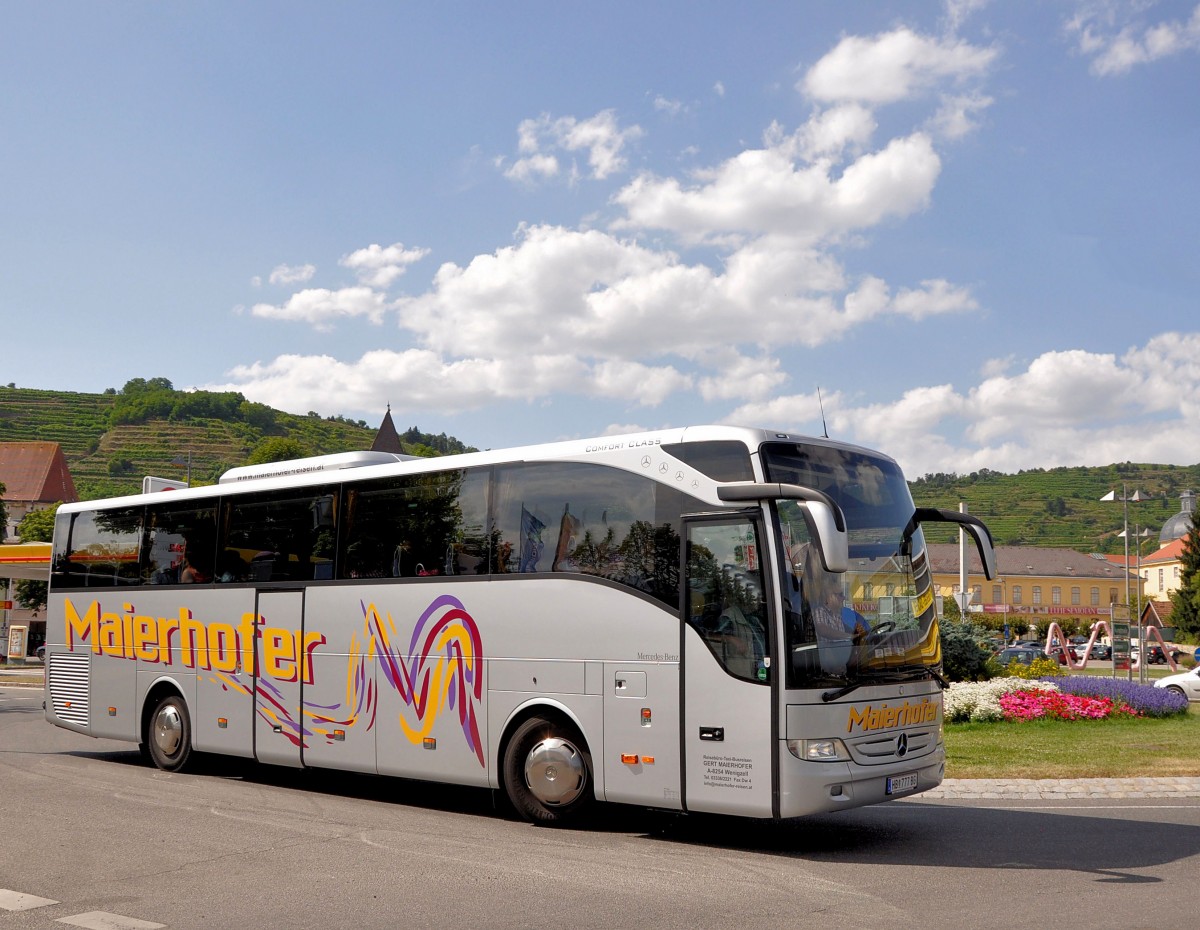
[1043,676,1188,717]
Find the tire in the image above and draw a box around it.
[1167,686,1187,700]
[147,693,193,772]
[503,715,593,825]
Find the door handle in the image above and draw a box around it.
[699,726,724,741]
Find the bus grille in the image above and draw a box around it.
[847,726,937,764]
[48,653,90,728]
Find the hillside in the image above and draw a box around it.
[1,384,1196,553]
[0,384,470,500]
[910,463,1200,553]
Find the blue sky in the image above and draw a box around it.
[3,1,1198,479]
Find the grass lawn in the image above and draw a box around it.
[945,704,1200,778]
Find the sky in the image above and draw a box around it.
[3,1,1199,480]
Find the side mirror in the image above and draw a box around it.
[904,508,998,580]
[716,481,849,574]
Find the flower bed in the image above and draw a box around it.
[945,676,1188,722]
[1047,675,1188,717]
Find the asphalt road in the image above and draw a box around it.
[3,684,1198,930]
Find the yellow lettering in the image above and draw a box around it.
[301,631,325,686]
[133,614,159,662]
[64,599,100,652]
[208,622,238,673]
[263,627,297,681]
[98,611,126,657]
[156,615,179,665]
[847,699,938,733]
[179,608,207,669]
[239,613,259,676]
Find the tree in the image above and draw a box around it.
[1171,501,1200,637]
[939,616,991,681]
[13,505,58,614]
[247,437,309,465]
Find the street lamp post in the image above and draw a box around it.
[1120,525,1154,683]
[1102,484,1144,681]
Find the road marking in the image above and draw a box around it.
[57,912,166,930]
[0,889,58,911]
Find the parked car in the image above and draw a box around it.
[1087,643,1112,660]
[996,646,1044,666]
[36,644,45,661]
[1154,666,1200,702]
[1133,645,1180,665]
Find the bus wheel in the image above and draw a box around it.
[147,694,192,773]
[503,715,592,825]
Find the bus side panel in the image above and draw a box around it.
[302,585,380,775]
[601,662,682,809]
[682,625,775,817]
[47,592,138,742]
[120,587,255,757]
[303,583,493,786]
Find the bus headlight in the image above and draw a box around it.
[787,738,851,761]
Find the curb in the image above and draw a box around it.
[924,777,1200,799]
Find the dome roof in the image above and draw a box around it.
[1160,490,1196,544]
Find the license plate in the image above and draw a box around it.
[887,772,918,795]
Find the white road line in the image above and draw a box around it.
[56,912,166,930]
[0,888,58,911]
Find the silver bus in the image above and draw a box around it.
[44,425,995,824]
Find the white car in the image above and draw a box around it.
[1154,666,1200,702]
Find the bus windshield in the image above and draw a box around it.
[761,442,939,690]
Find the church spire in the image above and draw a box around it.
[370,405,403,453]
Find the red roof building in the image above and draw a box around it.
[0,441,78,539]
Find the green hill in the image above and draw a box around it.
[910,463,1200,554]
[0,383,473,500]
[2,383,1196,554]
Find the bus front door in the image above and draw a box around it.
[254,589,307,768]
[682,518,776,817]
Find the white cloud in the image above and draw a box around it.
[340,242,430,289]
[1068,3,1200,76]
[928,92,994,140]
[268,263,316,286]
[504,110,644,184]
[614,130,941,244]
[249,286,389,330]
[800,28,998,105]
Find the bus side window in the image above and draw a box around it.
[685,520,770,683]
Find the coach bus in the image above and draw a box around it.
[44,426,995,824]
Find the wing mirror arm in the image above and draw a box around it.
[717,482,849,574]
[904,507,998,580]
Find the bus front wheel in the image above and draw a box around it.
[503,715,592,825]
[147,694,193,773]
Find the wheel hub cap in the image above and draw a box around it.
[525,737,585,806]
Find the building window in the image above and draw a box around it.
[1051,586,1061,605]
[1012,585,1022,605]
[862,582,873,600]
[1091,587,1100,606]
[1032,586,1042,605]
[1159,569,1165,592]
[972,585,982,603]
[1071,586,1080,606]
[1109,588,1118,604]
[992,585,1002,603]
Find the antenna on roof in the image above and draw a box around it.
[817,387,829,439]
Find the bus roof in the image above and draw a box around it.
[56,424,892,514]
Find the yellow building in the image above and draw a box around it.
[925,544,1133,633]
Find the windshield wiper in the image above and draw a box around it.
[821,682,862,702]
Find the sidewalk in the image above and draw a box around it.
[0,667,43,687]
[922,777,1200,799]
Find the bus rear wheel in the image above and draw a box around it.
[503,715,592,825]
[147,694,193,773]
